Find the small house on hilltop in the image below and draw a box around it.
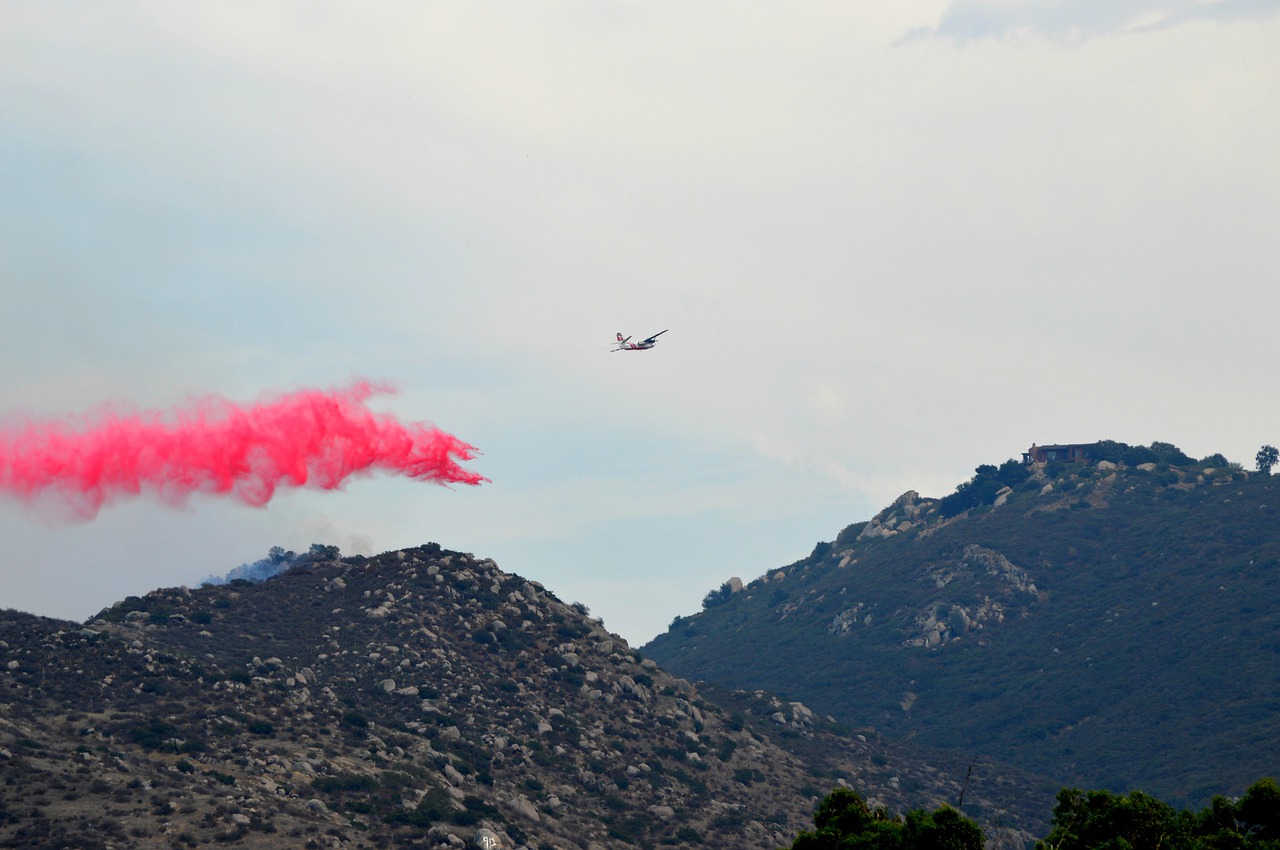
[1023,443,1091,464]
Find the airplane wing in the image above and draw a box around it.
[642,330,669,343]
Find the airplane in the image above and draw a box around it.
[613,329,668,351]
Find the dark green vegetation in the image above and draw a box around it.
[1257,446,1278,476]
[644,441,1280,808]
[1036,778,1280,850]
[789,779,1280,850]
[788,786,983,850]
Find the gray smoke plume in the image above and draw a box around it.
[202,543,341,586]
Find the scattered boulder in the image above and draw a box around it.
[472,828,502,849]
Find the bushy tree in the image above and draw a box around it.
[904,807,985,850]
[1091,440,1132,464]
[702,582,734,609]
[1256,445,1278,475]
[939,461,1025,518]
[789,787,983,850]
[1150,442,1194,466]
[995,458,1032,487]
[939,482,979,519]
[1037,779,1280,850]
[1092,440,1195,467]
[1123,445,1161,467]
[1236,778,1280,843]
[1036,788,1193,850]
[307,543,341,560]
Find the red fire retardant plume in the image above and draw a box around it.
[0,382,484,519]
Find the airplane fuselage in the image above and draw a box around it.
[614,330,666,351]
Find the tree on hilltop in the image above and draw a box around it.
[1256,445,1277,475]
[702,581,734,609]
[939,460,1030,518]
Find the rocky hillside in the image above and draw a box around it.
[0,544,1052,850]
[644,447,1280,808]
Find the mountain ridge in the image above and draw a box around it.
[643,446,1280,808]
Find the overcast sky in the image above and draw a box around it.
[2,2,1278,645]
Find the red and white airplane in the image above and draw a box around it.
[612,330,668,351]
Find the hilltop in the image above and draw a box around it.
[0,544,1052,849]
[643,442,1280,807]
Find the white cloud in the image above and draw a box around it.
[918,0,1280,41]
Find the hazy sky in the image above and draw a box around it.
[2,2,1278,644]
